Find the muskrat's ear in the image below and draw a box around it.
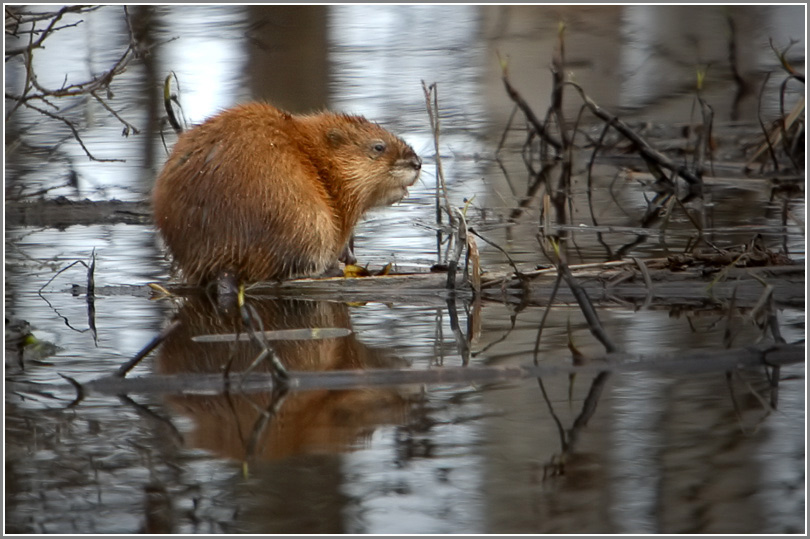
[326,128,346,147]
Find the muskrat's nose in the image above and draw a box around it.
[410,153,422,171]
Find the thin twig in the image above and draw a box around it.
[632,257,654,310]
[586,121,617,258]
[239,301,289,382]
[469,227,523,278]
[753,72,781,172]
[91,90,140,136]
[422,80,457,264]
[566,81,703,196]
[20,101,126,162]
[500,58,563,151]
[116,320,182,377]
[542,238,620,354]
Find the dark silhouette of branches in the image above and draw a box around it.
[5,5,144,162]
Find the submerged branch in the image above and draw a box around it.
[59,342,805,397]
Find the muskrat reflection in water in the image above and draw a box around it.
[155,296,413,460]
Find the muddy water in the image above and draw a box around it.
[4,5,806,534]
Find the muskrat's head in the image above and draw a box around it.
[304,113,422,212]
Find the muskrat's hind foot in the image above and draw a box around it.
[212,271,240,312]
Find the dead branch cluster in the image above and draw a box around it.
[746,40,805,174]
[5,5,142,163]
[415,24,802,429]
[489,26,804,267]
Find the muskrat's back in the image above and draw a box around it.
[153,102,421,285]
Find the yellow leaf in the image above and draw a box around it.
[696,66,707,91]
[163,73,173,102]
[147,282,172,296]
[343,264,371,278]
[462,196,475,219]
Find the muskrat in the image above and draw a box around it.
[153,102,421,285]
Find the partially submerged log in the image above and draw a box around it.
[225,260,806,310]
[70,260,804,310]
[479,262,805,309]
[6,197,152,227]
[13,342,801,398]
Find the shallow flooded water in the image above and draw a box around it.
[5,5,806,534]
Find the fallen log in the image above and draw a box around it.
[11,342,801,398]
[6,197,152,227]
[480,263,805,309]
[66,261,804,310]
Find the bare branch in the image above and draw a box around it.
[566,81,704,197]
[5,5,140,164]
[21,101,125,162]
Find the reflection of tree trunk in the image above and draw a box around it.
[245,6,329,113]
[128,6,161,184]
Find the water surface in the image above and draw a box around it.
[5,5,805,534]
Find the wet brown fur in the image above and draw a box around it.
[153,102,421,285]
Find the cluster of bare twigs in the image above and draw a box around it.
[495,23,804,267]
[747,39,805,174]
[497,23,713,265]
[418,22,800,377]
[468,24,800,474]
[422,81,482,295]
[5,5,142,162]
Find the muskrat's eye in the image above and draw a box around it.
[371,141,387,155]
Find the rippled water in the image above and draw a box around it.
[5,5,806,534]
